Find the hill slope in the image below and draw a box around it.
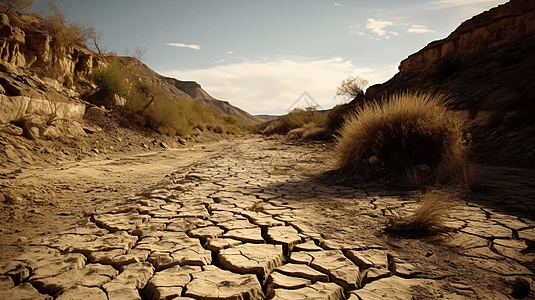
[131,61,263,126]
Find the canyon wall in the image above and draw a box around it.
[365,0,535,110]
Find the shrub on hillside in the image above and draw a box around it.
[262,107,327,136]
[335,76,368,103]
[335,92,477,188]
[91,57,249,137]
[92,59,129,96]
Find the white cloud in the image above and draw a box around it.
[334,3,342,6]
[390,31,399,36]
[167,43,201,50]
[160,57,396,115]
[407,25,435,33]
[228,51,235,54]
[366,18,393,36]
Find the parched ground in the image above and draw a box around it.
[0,134,534,300]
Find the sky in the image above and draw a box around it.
[31,0,508,115]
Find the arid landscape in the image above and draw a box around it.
[1,0,535,299]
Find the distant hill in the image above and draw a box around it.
[121,58,264,126]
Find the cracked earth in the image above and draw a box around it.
[1,136,534,299]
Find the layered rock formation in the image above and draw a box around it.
[366,0,535,111]
[0,9,262,141]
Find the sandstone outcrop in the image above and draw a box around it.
[365,0,535,111]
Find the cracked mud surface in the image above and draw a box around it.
[1,136,534,299]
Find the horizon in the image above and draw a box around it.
[31,0,508,115]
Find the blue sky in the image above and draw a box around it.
[32,0,508,115]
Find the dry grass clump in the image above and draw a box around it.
[386,189,460,234]
[262,107,328,136]
[335,92,477,188]
[287,123,331,140]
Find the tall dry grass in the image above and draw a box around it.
[385,189,460,233]
[335,92,478,188]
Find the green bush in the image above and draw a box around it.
[92,59,129,96]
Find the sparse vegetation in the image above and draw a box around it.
[335,75,368,103]
[385,189,460,234]
[92,58,130,96]
[91,58,247,136]
[335,92,478,188]
[0,0,33,14]
[261,107,329,139]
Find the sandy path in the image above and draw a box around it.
[0,139,235,260]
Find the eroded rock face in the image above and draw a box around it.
[0,13,97,87]
[365,0,535,111]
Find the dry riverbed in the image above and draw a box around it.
[0,135,534,299]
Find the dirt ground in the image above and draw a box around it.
[1,121,534,299]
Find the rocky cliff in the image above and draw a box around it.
[366,0,535,111]
[0,10,262,141]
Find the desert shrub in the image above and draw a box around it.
[262,107,327,136]
[335,75,368,103]
[287,123,331,140]
[0,0,33,14]
[92,59,129,96]
[385,189,460,234]
[335,92,475,188]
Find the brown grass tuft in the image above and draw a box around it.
[262,107,327,136]
[335,91,477,188]
[386,189,460,234]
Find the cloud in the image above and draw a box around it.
[390,32,399,36]
[160,57,397,115]
[334,3,342,6]
[407,25,434,33]
[167,43,201,50]
[228,51,235,54]
[366,18,393,36]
